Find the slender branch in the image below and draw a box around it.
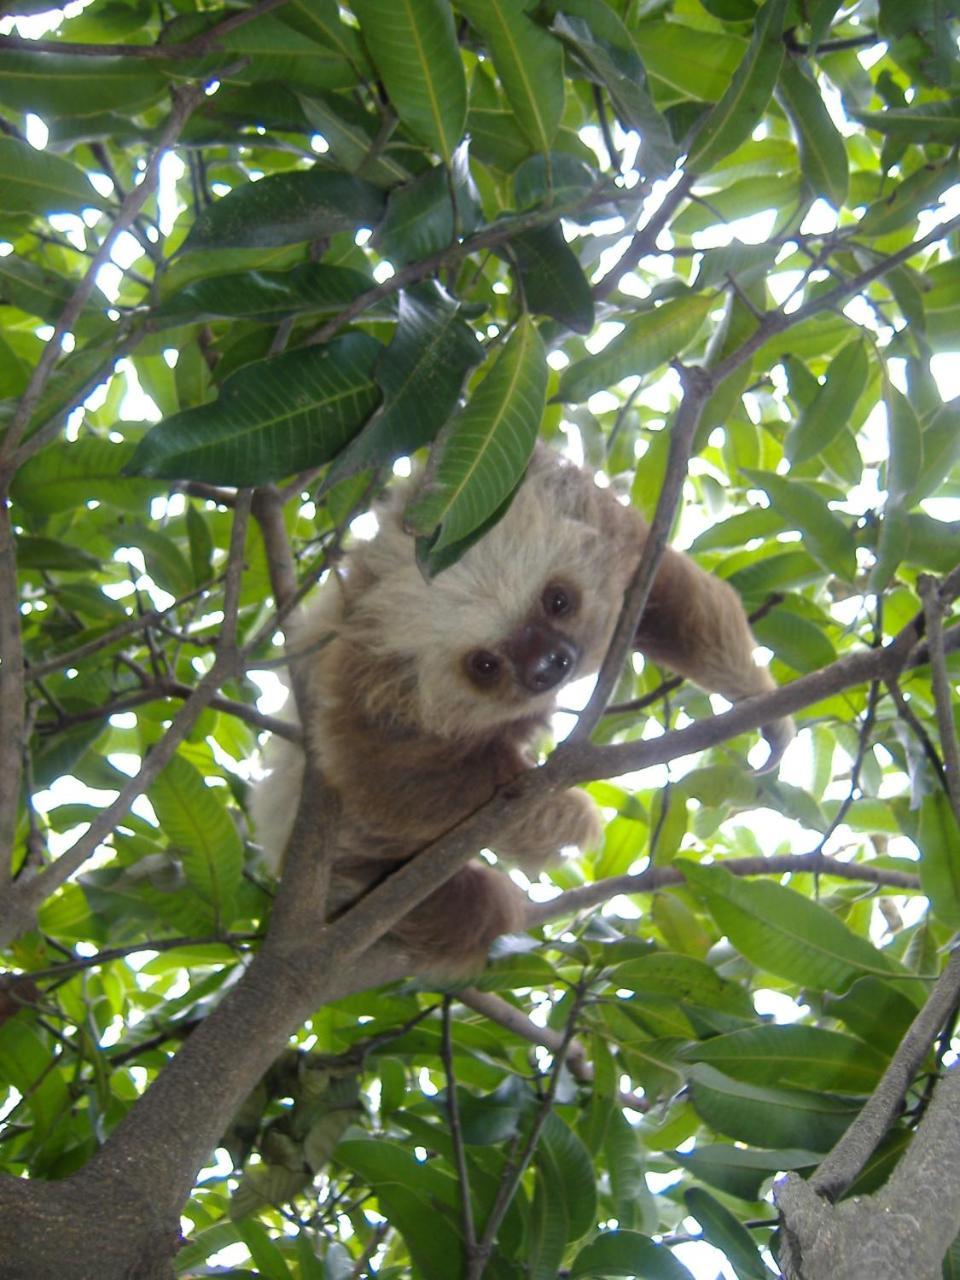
[15,932,260,983]
[441,996,478,1264]
[918,573,960,821]
[0,496,252,948]
[525,851,921,929]
[886,676,949,792]
[24,579,213,680]
[467,982,588,1279]
[571,364,714,741]
[0,80,218,474]
[0,501,24,880]
[593,171,694,300]
[458,988,648,1112]
[810,948,960,1199]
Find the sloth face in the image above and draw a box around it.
[346,456,639,740]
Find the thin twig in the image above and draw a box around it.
[0,495,252,947]
[918,573,960,821]
[0,501,25,879]
[0,78,220,473]
[441,996,478,1262]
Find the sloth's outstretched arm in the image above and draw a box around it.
[634,544,795,767]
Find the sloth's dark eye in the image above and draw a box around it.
[467,650,501,682]
[542,584,572,617]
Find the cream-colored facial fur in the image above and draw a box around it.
[251,447,791,971]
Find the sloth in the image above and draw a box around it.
[251,445,792,971]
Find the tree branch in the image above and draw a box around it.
[918,573,960,820]
[810,947,960,1200]
[0,500,25,882]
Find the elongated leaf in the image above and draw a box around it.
[685,0,788,173]
[610,954,753,1018]
[299,91,413,184]
[751,610,837,674]
[149,754,243,924]
[557,293,713,402]
[0,254,87,324]
[570,1230,695,1279]
[785,340,869,464]
[127,333,382,484]
[509,223,595,333]
[884,383,922,508]
[352,0,466,163]
[741,470,855,580]
[323,286,483,485]
[860,158,960,239]
[184,170,386,251]
[676,1144,818,1202]
[908,400,960,505]
[919,791,960,929]
[682,862,905,994]
[687,1064,861,1152]
[156,262,372,325]
[0,51,166,117]
[378,148,479,265]
[685,1024,888,1093]
[776,55,848,208]
[551,10,676,178]
[684,1188,768,1280]
[852,99,960,144]
[633,22,745,103]
[0,138,105,220]
[405,315,546,551]
[16,535,100,572]
[458,0,565,153]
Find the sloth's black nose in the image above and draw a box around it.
[509,625,579,694]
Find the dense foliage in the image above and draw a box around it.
[1,0,960,1276]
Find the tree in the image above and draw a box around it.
[0,0,959,1275]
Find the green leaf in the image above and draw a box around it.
[508,223,595,333]
[550,9,676,178]
[458,0,565,153]
[919,791,960,929]
[632,22,746,104]
[380,170,456,267]
[557,293,714,402]
[570,1230,695,1279]
[785,340,869,464]
[741,470,854,580]
[908,400,960,505]
[405,315,546,551]
[299,92,414,184]
[750,610,837,674]
[183,170,386,251]
[685,1024,888,1093]
[352,0,466,163]
[885,383,922,509]
[675,1144,818,1202]
[858,159,960,239]
[685,0,788,173]
[684,1188,769,1280]
[0,51,167,117]
[127,333,382,484]
[851,98,960,144]
[776,55,848,209]
[16,535,100,572]
[155,262,373,324]
[682,862,906,994]
[149,754,243,924]
[12,439,160,515]
[687,1064,861,1152]
[0,138,105,221]
[610,954,753,1018]
[324,286,483,485]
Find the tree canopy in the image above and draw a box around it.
[1,0,960,1277]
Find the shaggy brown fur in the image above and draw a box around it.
[251,447,792,971]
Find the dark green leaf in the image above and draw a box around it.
[570,1230,695,1279]
[184,170,386,251]
[776,55,848,208]
[352,0,466,163]
[324,286,483,485]
[156,263,373,324]
[127,334,382,484]
[509,223,596,333]
[406,314,546,553]
[685,0,788,173]
[684,1188,769,1280]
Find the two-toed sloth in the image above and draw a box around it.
[251,445,792,971]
